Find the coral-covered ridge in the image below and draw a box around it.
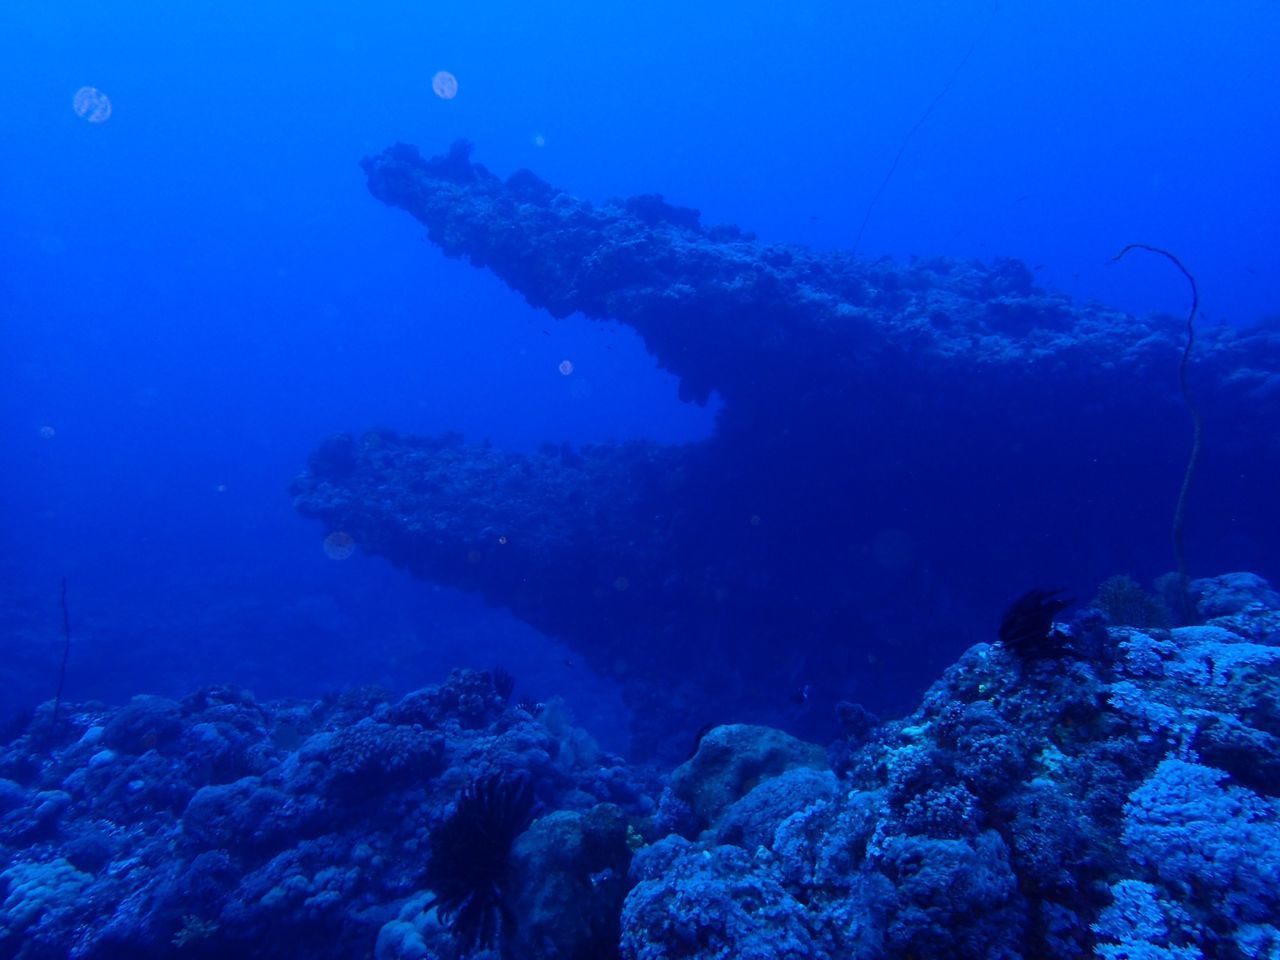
[2,572,1278,959]
[293,142,1280,753]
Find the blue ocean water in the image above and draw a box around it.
[2,2,1279,957]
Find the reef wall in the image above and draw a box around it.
[293,141,1280,755]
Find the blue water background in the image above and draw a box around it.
[2,0,1277,749]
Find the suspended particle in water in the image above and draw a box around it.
[613,576,630,592]
[432,71,458,100]
[38,425,56,439]
[72,87,112,123]
[558,359,574,376]
[532,133,546,147]
[498,535,508,545]
[323,531,356,560]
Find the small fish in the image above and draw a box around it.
[790,684,812,706]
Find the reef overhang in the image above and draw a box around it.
[294,142,1280,754]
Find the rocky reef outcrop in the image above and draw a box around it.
[292,141,1280,754]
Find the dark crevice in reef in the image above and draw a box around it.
[293,141,1280,759]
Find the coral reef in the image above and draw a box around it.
[1,572,1277,958]
[1092,575,1173,629]
[0,669,649,959]
[623,571,1280,959]
[506,804,633,959]
[662,724,826,835]
[293,142,1280,755]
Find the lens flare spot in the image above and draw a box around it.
[558,360,574,376]
[432,71,458,100]
[72,87,112,123]
[323,531,356,560]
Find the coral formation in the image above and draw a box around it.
[1092,575,1173,629]
[621,572,1280,959]
[293,142,1280,755]
[663,724,827,835]
[1,572,1276,957]
[0,669,648,959]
